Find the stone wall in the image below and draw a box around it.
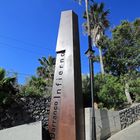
[0,97,51,140]
[119,103,140,129]
[0,97,140,140]
[85,103,140,140]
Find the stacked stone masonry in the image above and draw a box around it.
[0,97,51,133]
[0,97,140,140]
[119,104,140,129]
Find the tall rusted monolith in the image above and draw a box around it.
[48,10,85,140]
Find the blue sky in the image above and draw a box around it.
[0,0,139,84]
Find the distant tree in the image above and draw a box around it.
[82,74,99,108]
[0,68,18,105]
[20,56,56,97]
[129,75,140,102]
[82,75,91,107]
[101,20,140,104]
[20,76,51,97]
[37,56,55,86]
[83,2,110,74]
[82,74,126,110]
[95,74,126,110]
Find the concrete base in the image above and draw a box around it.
[85,108,121,140]
[0,121,42,140]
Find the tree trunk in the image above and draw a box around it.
[125,81,132,104]
[94,102,98,109]
[99,46,105,75]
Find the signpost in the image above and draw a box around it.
[48,10,85,140]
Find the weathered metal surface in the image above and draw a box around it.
[48,10,85,140]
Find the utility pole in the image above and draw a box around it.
[85,0,96,140]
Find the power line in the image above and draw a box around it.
[0,34,53,51]
[0,42,48,56]
[7,71,34,77]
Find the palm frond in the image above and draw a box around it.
[98,3,104,13]
[0,68,5,81]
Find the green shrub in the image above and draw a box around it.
[20,76,51,97]
[96,74,126,109]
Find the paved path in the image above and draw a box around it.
[108,120,140,140]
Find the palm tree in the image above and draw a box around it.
[0,68,17,104]
[21,76,51,97]
[37,56,55,86]
[83,2,110,75]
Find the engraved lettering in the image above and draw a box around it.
[54,101,58,105]
[60,58,64,63]
[53,111,57,116]
[61,53,65,56]
[56,78,62,80]
[53,116,57,120]
[51,128,55,132]
[50,52,65,140]
[50,133,55,139]
[54,96,60,98]
[57,89,61,94]
[59,65,63,68]
[59,71,63,75]
[56,83,62,86]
